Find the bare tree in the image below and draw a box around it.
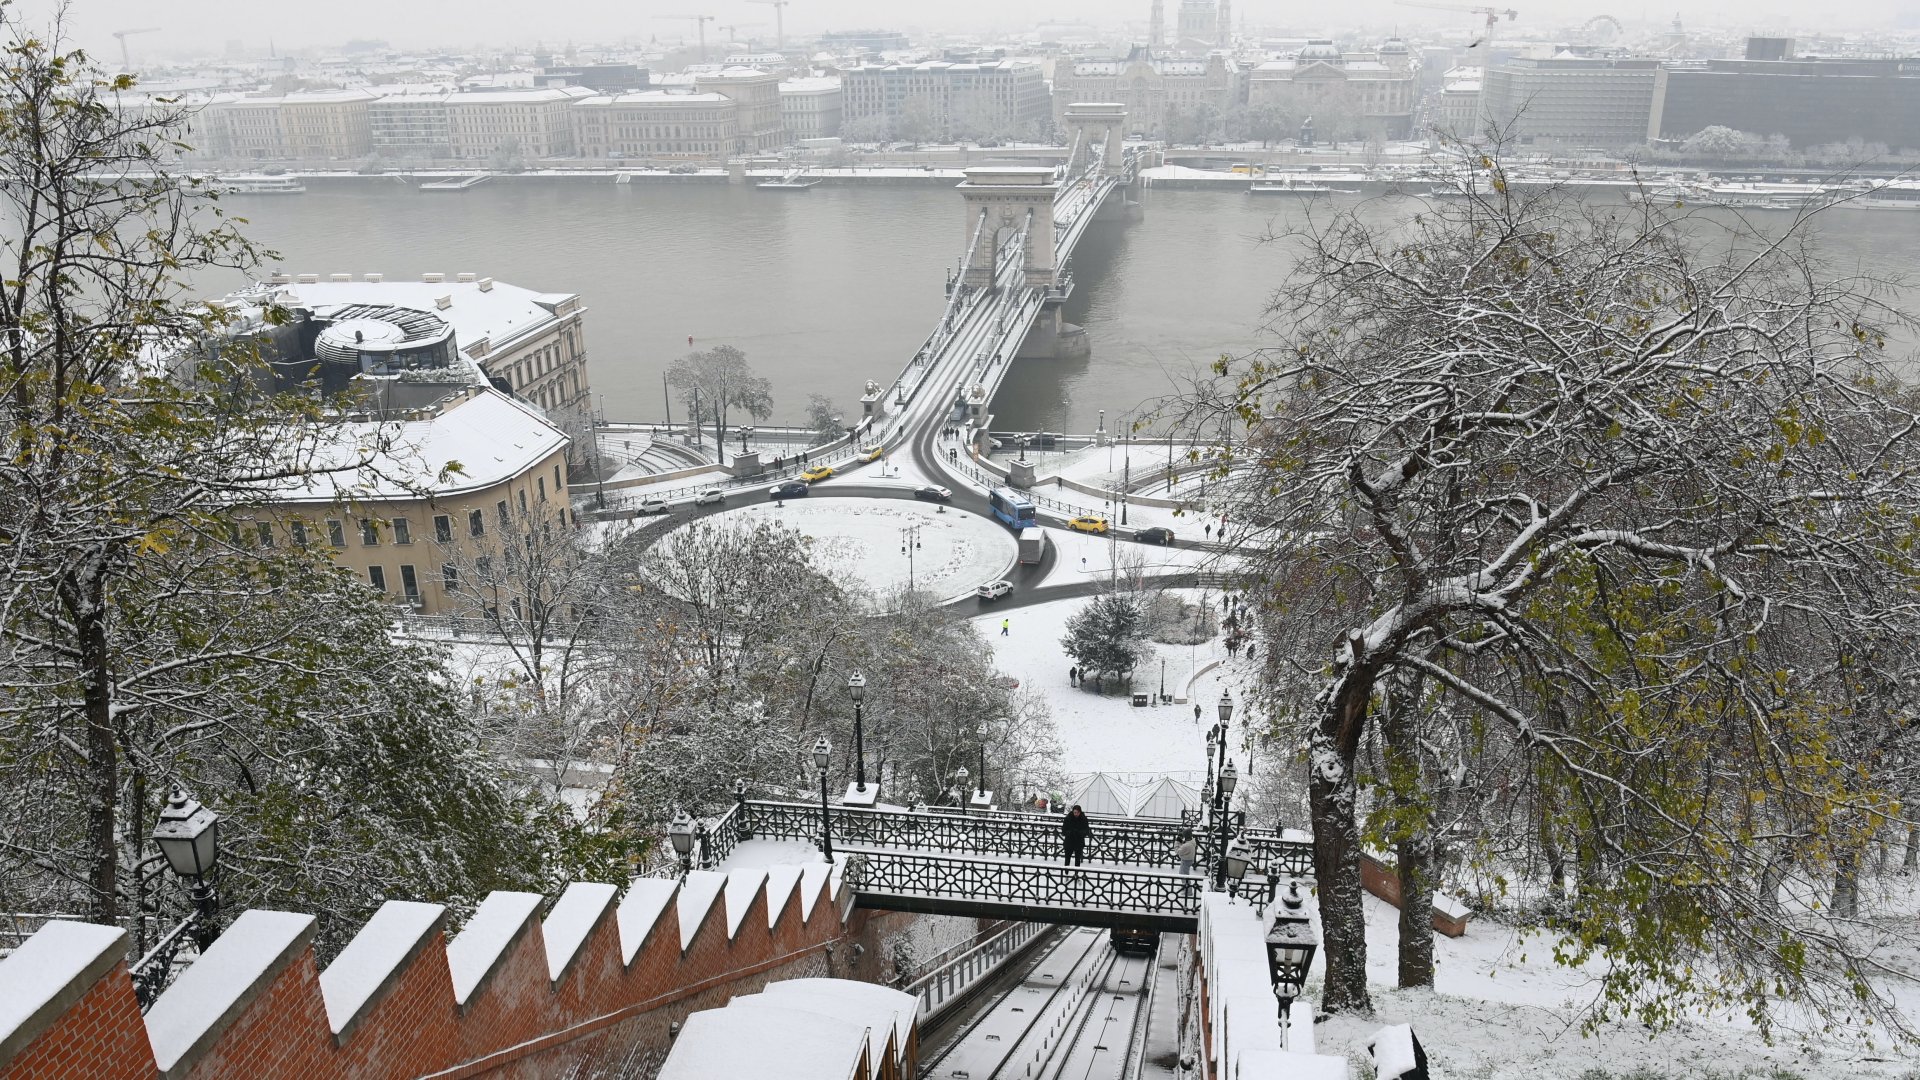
[1196,166,1920,1037]
[666,344,773,462]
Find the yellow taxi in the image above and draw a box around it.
[801,465,835,483]
[858,444,885,463]
[1066,515,1110,535]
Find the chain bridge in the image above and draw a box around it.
[686,798,1314,932]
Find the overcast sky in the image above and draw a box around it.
[25,0,1920,59]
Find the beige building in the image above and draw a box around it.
[445,87,589,161]
[279,88,377,159]
[279,274,593,417]
[780,77,844,139]
[215,94,291,159]
[1247,39,1419,140]
[1433,66,1483,140]
[255,387,573,616]
[573,90,739,159]
[842,59,1052,141]
[1050,49,1241,137]
[695,68,785,152]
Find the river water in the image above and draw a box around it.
[211,180,1919,432]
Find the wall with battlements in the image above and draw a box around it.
[0,861,923,1080]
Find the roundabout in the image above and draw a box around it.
[671,496,1018,599]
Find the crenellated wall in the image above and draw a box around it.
[0,860,923,1080]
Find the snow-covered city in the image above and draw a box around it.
[5,1,1920,1079]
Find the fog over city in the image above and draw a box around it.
[35,0,1920,57]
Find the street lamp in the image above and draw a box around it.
[1213,759,1238,890]
[954,765,970,811]
[848,673,868,791]
[813,736,834,860]
[734,778,753,840]
[1218,689,1235,727]
[668,808,695,878]
[134,790,224,1007]
[1265,883,1319,1040]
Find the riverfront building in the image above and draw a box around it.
[842,59,1051,140]
[695,68,786,153]
[1651,50,1920,149]
[1246,39,1419,141]
[1477,55,1662,148]
[1049,49,1241,138]
[573,90,738,159]
[781,77,845,139]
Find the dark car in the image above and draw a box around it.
[1135,527,1175,546]
[768,480,809,500]
[1110,926,1158,954]
[913,485,953,502]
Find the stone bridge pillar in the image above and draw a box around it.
[1063,102,1127,172]
[957,167,1057,290]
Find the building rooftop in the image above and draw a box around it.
[779,76,842,93]
[278,276,582,367]
[575,90,731,106]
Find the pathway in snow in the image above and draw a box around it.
[675,497,1016,600]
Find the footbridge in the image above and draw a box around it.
[692,797,1313,932]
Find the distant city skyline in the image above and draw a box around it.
[22,0,1920,61]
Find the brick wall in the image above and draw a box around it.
[0,867,928,1080]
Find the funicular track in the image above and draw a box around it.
[918,927,1154,1080]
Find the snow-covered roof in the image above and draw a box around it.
[658,1001,868,1080]
[1070,773,1133,818]
[1132,776,1200,820]
[578,90,731,106]
[263,387,568,504]
[319,901,444,1036]
[760,978,918,1065]
[146,911,316,1071]
[280,277,580,366]
[700,66,774,79]
[448,86,591,105]
[780,76,842,93]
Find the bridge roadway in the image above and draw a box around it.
[708,798,1312,931]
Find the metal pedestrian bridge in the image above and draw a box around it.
[693,799,1313,932]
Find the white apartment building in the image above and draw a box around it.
[1433,66,1483,140]
[368,85,455,159]
[216,95,290,160]
[1247,39,1419,140]
[780,77,843,139]
[842,59,1051,140]
[572,91,738,159]
[445,86,590,161]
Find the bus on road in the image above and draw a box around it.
[988,487,1037,530]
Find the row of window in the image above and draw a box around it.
[229,464,566,550]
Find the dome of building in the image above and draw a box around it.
[1380,37,1410,54]
[1297,39,1343,63]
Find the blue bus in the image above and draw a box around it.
[988,487,1037,530]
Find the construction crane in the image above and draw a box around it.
[656,15,715,63]
[1394,1,1517,45]
[746,0,790,51]
[112,27,160,71]
[719,22,765,50]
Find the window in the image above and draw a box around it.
[537,476,546,501]
[400,564,420,602]
[443,564,459,592]
[434,514,453,543]
[368,566,387,591]
[497,499,510,526]
[360,519,380,546]
[469,509,486,537]
[256,521,275,548]
[392,518,412,545]
[327,519,346,547]
[291,521,308,547]
[555,464,562,489]
[518,489,528,513]
[475,555,493,580]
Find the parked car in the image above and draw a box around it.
[636,498,670,515]
[768,480,809,500]
[801,465,835,483]
[913,485,953,502]
[1135,526,1175,545]
[976,579,1013,600]
[1066,515,1110,535]
[858,444,885,463]
[693,489,726,506]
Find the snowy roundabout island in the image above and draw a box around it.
[668,496,1017,599]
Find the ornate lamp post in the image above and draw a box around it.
[733,778,752,840]
[1213,759,1238,889]
[954,765,970,813]
[813,737,834,859]
[1265,883,1319,1042]
[848,673,868,792]
[668,808,695,879]
[134,790,225,1007]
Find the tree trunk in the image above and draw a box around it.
[1904,826,1917,874]
[1379,673,1433,989]
[1832,850,1859,919]
[1539,806,1567,902]
[1307,729,1371,1013]
[66,561,119,925]
[1758,846,1790,917]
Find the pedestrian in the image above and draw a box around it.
[1001,618,1009,637]
[801,451,809,465]
[687,335,694,347]
[1246,642,1257,660]
[1069,666,1078,686]
[1193,703,1201,723]
[1174,833,1198,875]
[1062,804,1091,867]
[1205,523,1213,540]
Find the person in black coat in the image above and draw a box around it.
[1062,805,1092,867]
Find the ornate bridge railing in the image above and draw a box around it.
[843,849,1203,931]
[739,799,1199,867]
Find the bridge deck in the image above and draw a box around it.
[843,845,1203,932]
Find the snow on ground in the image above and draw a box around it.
[678,497,1015,601]
[1038,526,1221,589]
[1305,893,1918,1079]
[973,592,1254,776]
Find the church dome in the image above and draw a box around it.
[1379,37,1410,54]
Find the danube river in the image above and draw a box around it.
[211,179,1920,432]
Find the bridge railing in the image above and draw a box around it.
[844,848,1203,919]
[900,919,1050,1020]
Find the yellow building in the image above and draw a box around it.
[278,88,377,159]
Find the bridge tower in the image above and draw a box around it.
[956,167,1057,290]
[1063,101,1127,173]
